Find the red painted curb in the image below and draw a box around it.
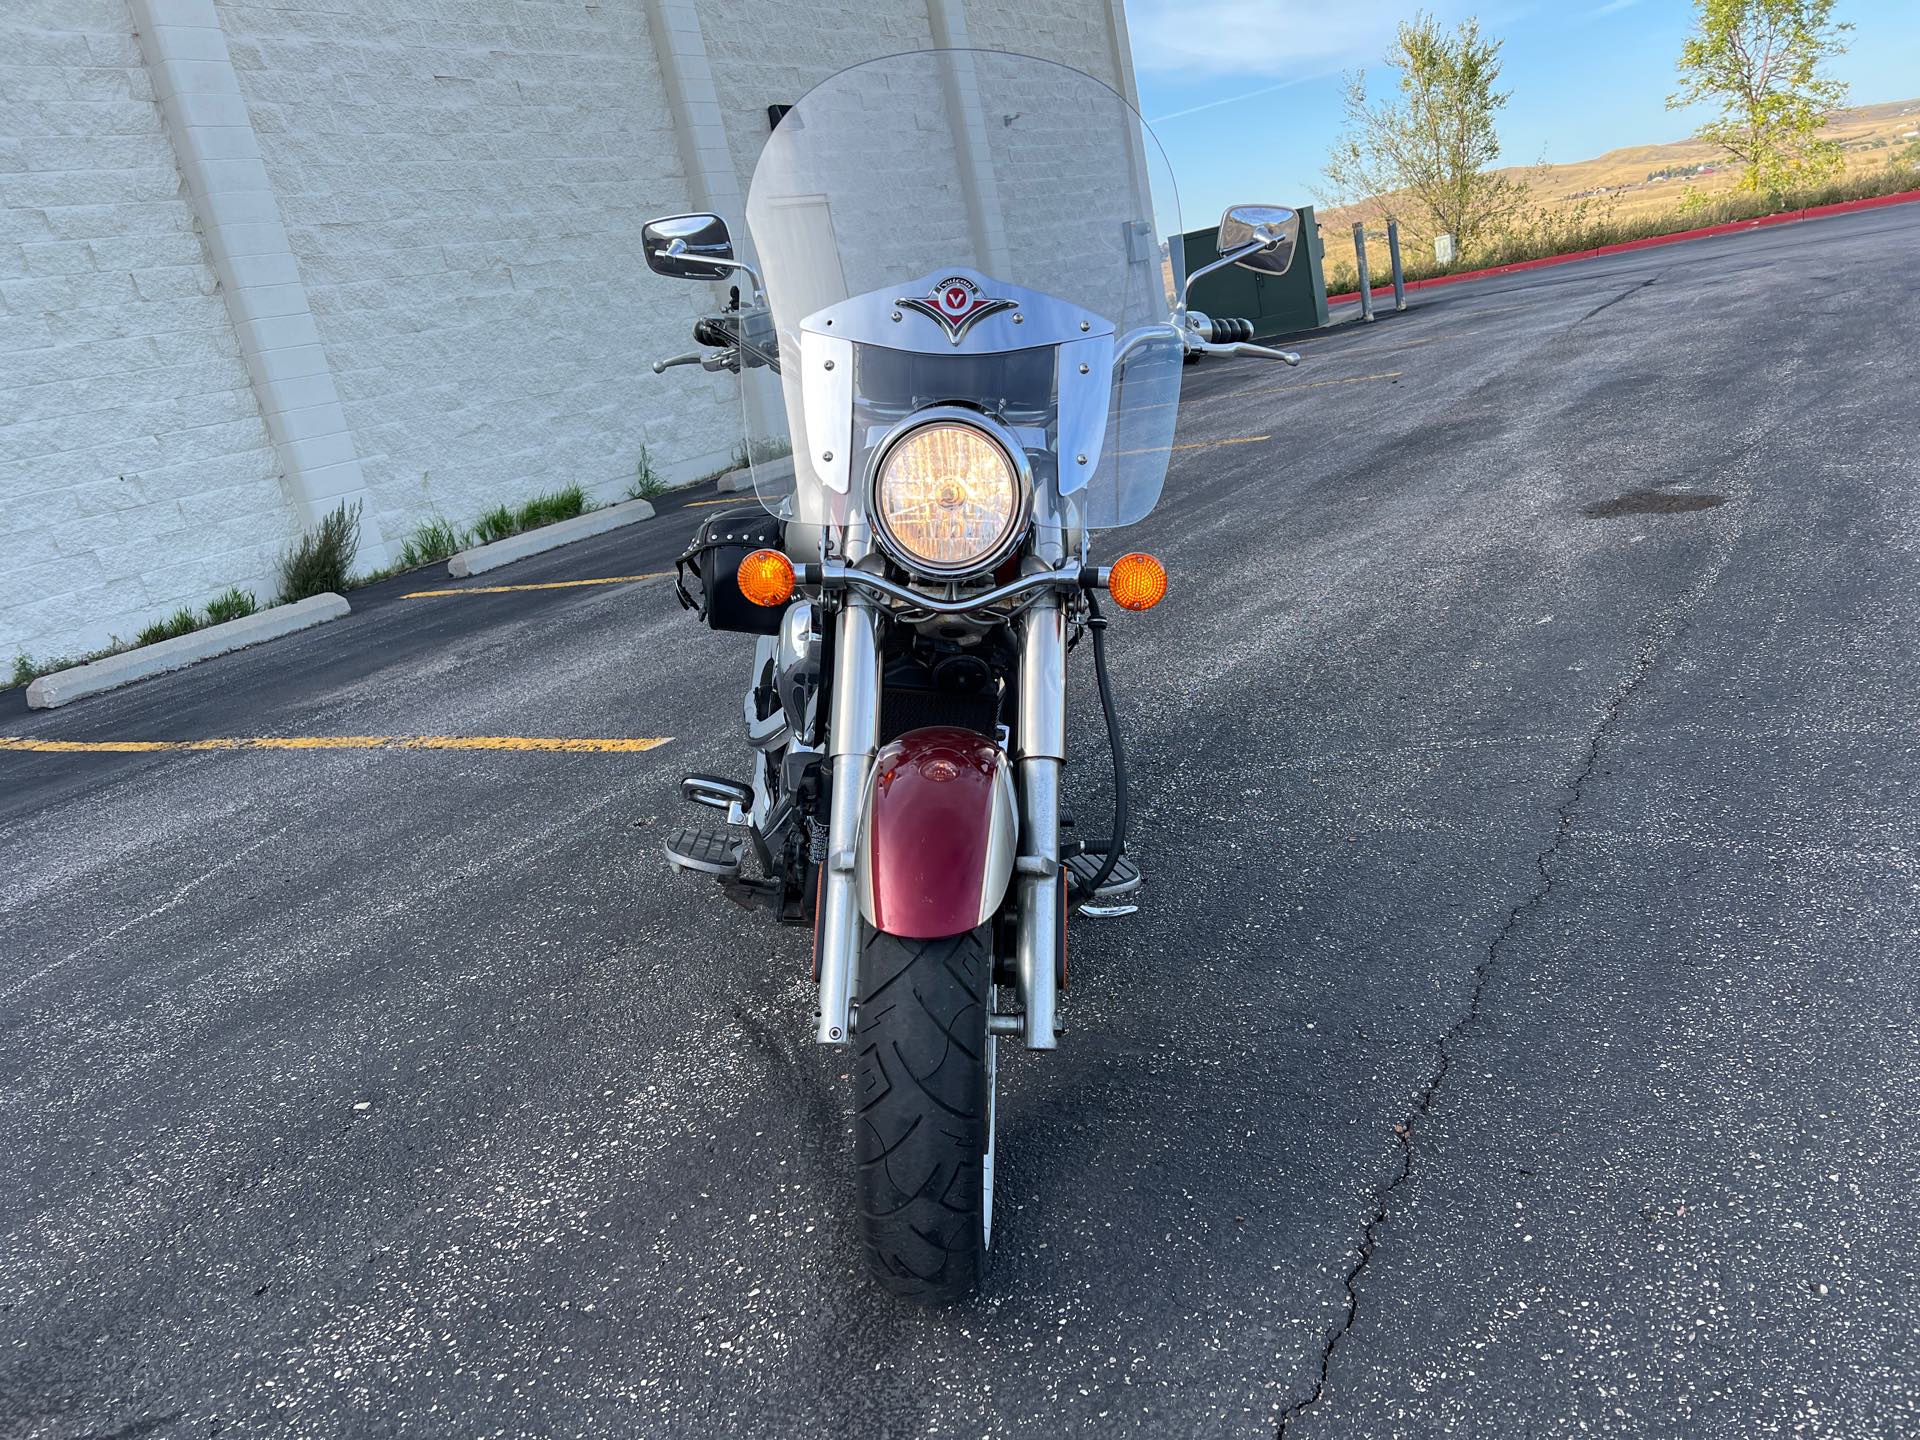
[1326,187,1920,305]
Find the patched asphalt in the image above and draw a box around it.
[3,203,1917,1439]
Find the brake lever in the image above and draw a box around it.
[1190,338,1302,365]
[651,350,703,374]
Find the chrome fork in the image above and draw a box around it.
[814,592,879,1046]
[1014,595,1064,1050]
[814,558,1068,1050]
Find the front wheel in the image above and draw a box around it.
[853,925,994,1301]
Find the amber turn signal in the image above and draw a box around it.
[1107,552,1167,611]
[737,548,796,607]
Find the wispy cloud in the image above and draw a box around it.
[1587,0,1642,16]
[1149,74,1321,124]
[1127,0,1484,79]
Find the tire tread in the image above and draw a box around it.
[854,926,990,1302]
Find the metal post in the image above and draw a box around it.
[1387,218,1407,312]
[1352,222,1375,323]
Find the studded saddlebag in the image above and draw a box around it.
[674,506,786,635]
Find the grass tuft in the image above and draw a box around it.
[466,483,590,546]
[10,583,263,690]
[729,436,793,472]
[627,444,668,501]
[468,502,518,547]
[396,515,463,569]
[277,501,361,604]
[204,587,257,626]
[135,607,200,647]
[512,481,588,532]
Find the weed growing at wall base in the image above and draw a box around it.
[467,483,590,546]
[135,607,202,648]
[354,483,613,588]
[277,502,361,604]
[204,587,259,626]
[627,445,667,501]
[512,482,589,533]
[8,587,259,690]
[396,516,464,569]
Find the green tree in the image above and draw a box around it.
[1323,12,1525,259]
[1669,0,1852,200]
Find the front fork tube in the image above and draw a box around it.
[814,591,1066,1051]
[1014,597,1066,1050]
[814,596,879,1045]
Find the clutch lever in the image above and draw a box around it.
[1191,338,1302,365]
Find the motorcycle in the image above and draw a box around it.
[642,49,1301,1301]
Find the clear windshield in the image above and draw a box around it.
[739,50,1182,535]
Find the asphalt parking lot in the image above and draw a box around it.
[4,201,1918,1439]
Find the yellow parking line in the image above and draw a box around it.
[402,572,670,598]
[684,497,746,508]
[1114,432,1272,459]
[0,735,673,755]
[1171,434,1271,452]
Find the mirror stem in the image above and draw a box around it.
[664,239,766,304]
[1176,236,1274,319]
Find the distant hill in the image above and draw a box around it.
[1317,98,1920,252]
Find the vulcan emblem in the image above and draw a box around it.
[896,276,1016,344]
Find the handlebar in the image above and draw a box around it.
[1189,315,1301,365]
[804,561,1095,617]
[653,311,781,379]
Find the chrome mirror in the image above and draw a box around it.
[642,212,737,280]
[1218,204,1300,277]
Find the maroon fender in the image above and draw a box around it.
[855,726,1018,939]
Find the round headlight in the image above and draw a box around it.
[872,415,1027,577]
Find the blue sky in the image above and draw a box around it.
[1125,0,1920,229]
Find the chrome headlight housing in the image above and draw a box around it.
[868,407,1031,579]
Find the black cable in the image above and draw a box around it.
[1080,592,1128,903]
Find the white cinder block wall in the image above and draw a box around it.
[211,0,739,554]
[0,0,1136,673]
[1,0,294,667]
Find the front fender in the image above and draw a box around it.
[855,726,1017,939]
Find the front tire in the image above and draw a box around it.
[854,925,993,1302]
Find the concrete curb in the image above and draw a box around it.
[713,454,790,497]
[26,593,351,710]
[446,498,657,578]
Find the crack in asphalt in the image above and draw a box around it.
[1572,272,1664,328]
[1274,544,1737,1437]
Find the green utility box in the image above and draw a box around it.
[1178,204,1328,339]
